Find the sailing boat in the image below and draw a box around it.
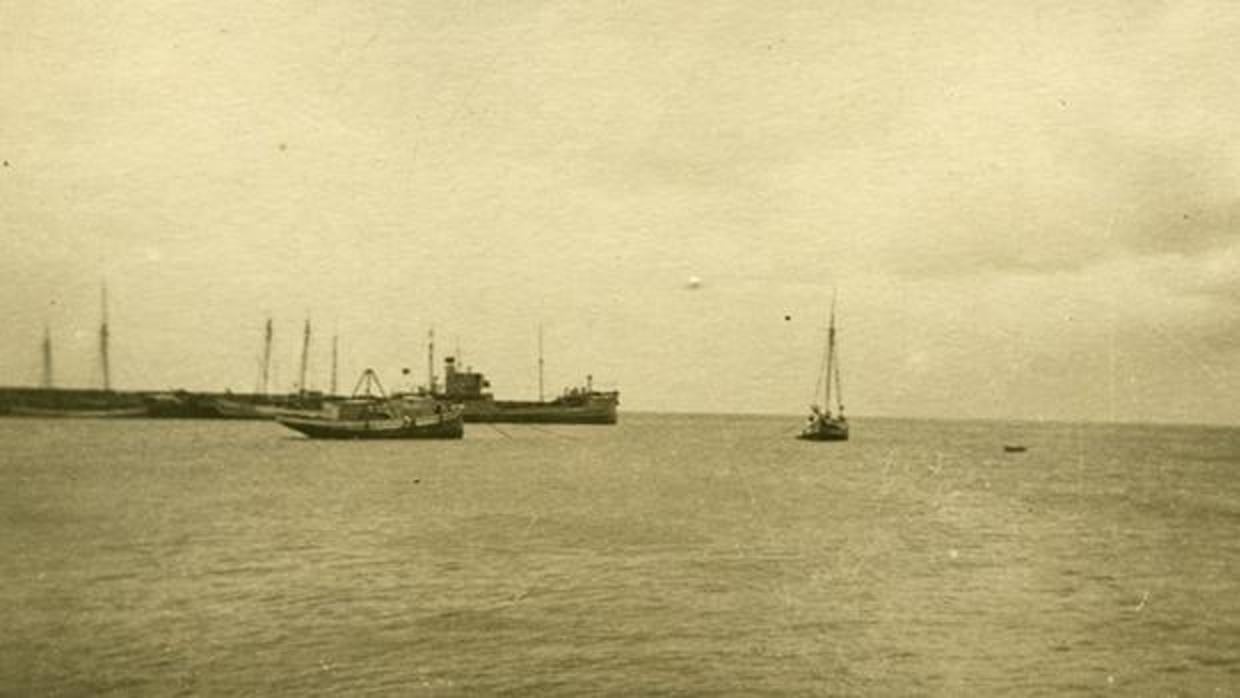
[798,295,849,442]
[6,286,147,419]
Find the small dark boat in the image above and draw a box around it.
[797,293,849,442]
[799,409,849,441]
[1003,445,1028,453]
[276,369,463,440]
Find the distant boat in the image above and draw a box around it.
[426,326,618,425]
[798,294,849,442]
[1,385,146,419]
[6,405,147,419]
[1003,445,1028,453]
[276,369,463,440]
[436,357,619,424]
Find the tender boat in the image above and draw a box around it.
[276,369,463,440]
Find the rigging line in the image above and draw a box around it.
[810,318,831,407]
[833,333,844,411]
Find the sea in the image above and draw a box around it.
[1,413,1237,696]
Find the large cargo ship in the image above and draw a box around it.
[433,356,618,424]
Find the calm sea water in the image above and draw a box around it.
[1,414,1237,696]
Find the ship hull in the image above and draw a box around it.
[0,387,333,420]
[5,406,149,419]
[277,414,464,440]
[797,419,849,442]
[0,388,147,418]
[461,400,617,424]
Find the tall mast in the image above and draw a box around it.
[824,291,836,411]
[427,328,436,393]
[261,317,273,395]
[537,324,545,402]
[41,326,53,388]
[100,283,111,391]
[330,333,339,396]
[298,317,311,395]
[833,336,844,415]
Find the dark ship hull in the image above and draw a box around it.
[459,395,618,424]
[6,405,149,419]
[435,355,618,425]
[0,387,332,420]
[797,418,849,442]
[0,388,147,418]
[276,386,464,440]
[278,414,463,439]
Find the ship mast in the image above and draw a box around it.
[261,317,273,395]
[427,328,436,393]
[537,324,545,402]
[41,325,53,388]
[824,291,836,413]
[298,317,311,395]
[100,283,111,391]
[330,333,339,396]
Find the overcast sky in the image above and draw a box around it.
[2,1,1237,424]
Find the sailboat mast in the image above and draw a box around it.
[833,344,844,415]
[823,292,836,411]
[100,284,111,391]
[298,318,311,395]
[41,326,53,388]
[537,324,545,402]
[261,317,273,395]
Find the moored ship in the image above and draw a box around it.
[277,369,463,439]
[1,387,148,419]
[433,356,618,424]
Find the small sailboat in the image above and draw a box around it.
[798,294,849,442]
[277,369,463,440]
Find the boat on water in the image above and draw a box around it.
[798,295,849,442]
[0,387,147,419]
[433,356,618,424]
[0,288,145,419]
[276,369,463,440]
[5,404,149,419]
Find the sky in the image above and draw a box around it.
[1,1,1237,424]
